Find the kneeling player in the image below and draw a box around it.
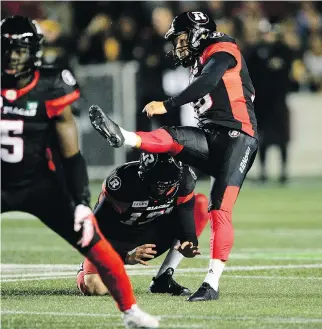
[77,153,209,296]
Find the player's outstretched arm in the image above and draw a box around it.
[174,195,201,258]
[55,105,94,247]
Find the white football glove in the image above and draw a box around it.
[74,204,96,248]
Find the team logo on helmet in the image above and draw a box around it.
[107,176,121,190]
[140,153,157,169]
[187,11,209,24]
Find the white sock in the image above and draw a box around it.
[124,304,138,313]
[155,240,184,278]
[120,127,139,147]
[204,259,225,291]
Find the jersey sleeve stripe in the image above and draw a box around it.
[222,62,255,136]
[45,89,80,118]
[202,42,255,137]
[177,191,194,205]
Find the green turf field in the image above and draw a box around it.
[1,178,322,329]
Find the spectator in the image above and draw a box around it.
[304,33,322,92]
[296,1,322,46]
[233,2,267,54]
[247,23,295,184]
[38,19,74,68]
[116,15,138,61]
[204,1,227,21]
[133,6,177,131]
[1,1,46,20]
[77,14,120,64]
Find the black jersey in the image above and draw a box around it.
[1,67,80,189]
[100,161,197,226]
[191,32,257,138]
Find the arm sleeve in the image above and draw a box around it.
[163,52,236,111]
[174,196,198,246]
[62,151,91,208]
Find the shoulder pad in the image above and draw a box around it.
[178,165,197,196]
[39,66,79,99]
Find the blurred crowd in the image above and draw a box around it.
[2,1,321,182]
[2,1,322,93]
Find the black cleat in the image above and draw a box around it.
[149,268,191,296]
[187,282,219,302]
[89,105,125,148]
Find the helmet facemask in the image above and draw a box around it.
[138,153,183,201]
[166,26,211,68]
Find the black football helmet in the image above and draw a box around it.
[165,11,217,67]
[138,153,183,201]
[1,16,44,79]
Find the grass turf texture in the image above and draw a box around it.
[1,178,322,329]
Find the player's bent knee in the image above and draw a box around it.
[84,274,109,296]
[195,193,208,209]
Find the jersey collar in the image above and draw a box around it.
[1,70,40,102]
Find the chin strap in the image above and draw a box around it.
[1,68,34,88]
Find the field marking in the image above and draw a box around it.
[2,263,322,282]
[198,255,322,260]
[2,276,75,282]
[2,263,322,272]
[2,273,322,283]
[2,245,322,261]
[0,310,203,328]
[2,310,322,324]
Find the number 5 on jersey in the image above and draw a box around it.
[0,120,24,163]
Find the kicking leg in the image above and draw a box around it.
[89,105,211,173]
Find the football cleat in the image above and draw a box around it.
[122,304,160,329]
[187,282,219,302]
[149,268,191,296]
[89,105,125,148]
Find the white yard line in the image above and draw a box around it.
[2,274,322,283]
[1,271,77,278]
[198,255,322,260]
[2,310,322,324]
[0,264,160,270]
[2,263,322,272]
[1,264,322,282]
[2,276,75,282]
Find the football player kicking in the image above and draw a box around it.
[89,11,259,302]
[1,16,159,328]
[76,153,209,296]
